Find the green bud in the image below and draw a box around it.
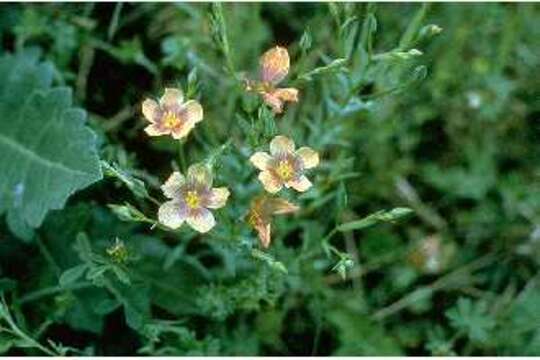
[419,24,443,40]
[299,28,312,53]
[108,203,149,223]
[107,238,129,264]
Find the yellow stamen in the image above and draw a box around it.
[276,160,294,181]
[163,111,180,129]
[185,190,200,209]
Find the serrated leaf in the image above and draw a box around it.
[446,297,495,343]
[0,50,102,230]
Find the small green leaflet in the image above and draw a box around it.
[0,49,102,231]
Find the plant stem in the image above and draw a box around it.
[17,282,93,305]
[0,297,59,356]
[372,253,498,321]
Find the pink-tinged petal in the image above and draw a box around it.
[265,197,299,215]
[187,208,216,233]
[259,46,290,85]
[296,147,319,169]
[144,124,169,137]
[262,92,284,114]
[159,88,184,108]
[270,135,295,156]
[183,100,203,124]
[256,222,272,248]
[170,120,195,140]
[273,88,299,103]
[142,98,159,123]
[158,200,188,229]
[207,187,230,209]
[249,151,273,171]
[161,171,185,199]
[259,171,283,194]
[187,163,213,187]
[287,175,312,192]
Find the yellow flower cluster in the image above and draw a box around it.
[140,47,320,246]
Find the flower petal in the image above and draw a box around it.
[158,200,188,229]
[187,208,216,233]
[259,46,290,85]
[144,124,169,137]
[256,221,272,248]
[270,135,295,156]
[142,98,159,123]
[273,88,299,103]
[262,92,284,114]
[170,120,195,140]
[287,175,312,192]
[207,187,230,209]
[183,100,203,124]
[249,151,273,171]
[159,88,184,108]
[161,171,185,199]
[296,147,319,169]
[259,171,283,194]
[187,163,213,187]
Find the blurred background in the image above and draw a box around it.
[0,3,539,356]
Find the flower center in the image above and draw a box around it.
[185,190,200,209]
[163,111,180,129]
[276,160,294,181]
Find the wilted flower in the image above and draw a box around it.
[408,234,456,274]
[250,135,319,193]
[248,195,299,248]
[142,87,203,140]
[245,46,299,114]
[158,164,230,233]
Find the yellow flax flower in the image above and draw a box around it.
[245,46,299,114]
[158,164,230,233]
[250,135,319,193]
[248,195,299,248]
[142,87,203,140]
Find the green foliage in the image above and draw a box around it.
[0,50,102,232]
[0,2,538,356]
[446,298,495,343]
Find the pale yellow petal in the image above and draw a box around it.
[260,46,290,84]
[273,88,299,103]
[187,208,216,233]
[161,171,185,199]
[159,88,184,108]
[142,98,159,123]
[170,120,195,140]
[249,151,272,171]
[144,124,169,137]
[296,147,319,169]
[187,163,213,187]
[183,100,203,124]
[287,175,312,192]
[207,187,230,209]
[158,200,187,229]
[259,171,283,194]
[270,135,295,156]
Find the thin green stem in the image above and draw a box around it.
[17,282,93,305]
[0,297,59,356]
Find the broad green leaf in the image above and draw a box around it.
[59,264,87,287]
[0,50,102,230]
